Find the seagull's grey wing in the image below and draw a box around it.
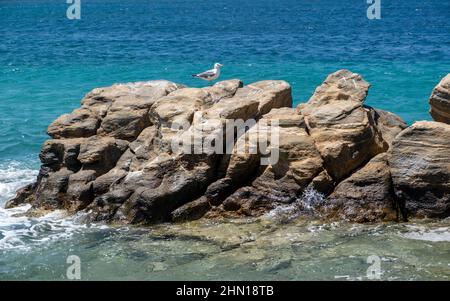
[195,69,216,78]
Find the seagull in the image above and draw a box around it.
[192,63,223,82]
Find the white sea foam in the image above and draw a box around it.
[399,225,450,242]
[0,161,104,251]
[265,187,326,223]
[0,205,97,251]
[0,161,38,205]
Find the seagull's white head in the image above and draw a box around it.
[214,63,223,69]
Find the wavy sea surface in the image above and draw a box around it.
[0,0,449,280]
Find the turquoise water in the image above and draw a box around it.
[1,0,449,280]
[1,0,450,164]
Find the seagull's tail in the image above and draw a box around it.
[192,74,199,78]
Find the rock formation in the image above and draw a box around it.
[6,71,450,224]
[324,153,398,223]
[389,121,450,218]
[429,74,450,124]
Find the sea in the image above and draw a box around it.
[0,0,449,280]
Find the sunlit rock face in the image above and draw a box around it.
[429,74,450,124]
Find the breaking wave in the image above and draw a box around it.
[0,161,37,205]
[265,187,326,223]
[0,161,106,251]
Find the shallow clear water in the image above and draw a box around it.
[0,0,449,280]
[0,163,449,280]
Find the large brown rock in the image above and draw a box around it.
[65,170,96,211]
[48,81,182,140]
[324,153,400,222]
[39,138,85,172]
[389,121,450,218]
[233,80,292,116]
[217,107,324,216]
[34,79,292,224]
[10,71,444,225]
[47,108,100,139]
[429,74,450,124]
[77,136,128,173]
[33,168,73,209]
[225,107,305,182]
[8,80,184,215]
[96,81,183,140]
[299,69,370,115]
[298,70,386,181]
